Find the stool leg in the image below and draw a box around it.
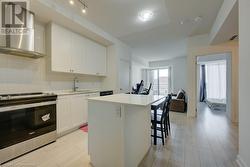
[164,119,168,137]
[160,124,164,145]
[166,120,169,137]
[167,115,171,133]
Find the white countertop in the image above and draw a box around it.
[88,93,165,106]
[45,89,102,96]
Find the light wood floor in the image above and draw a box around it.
[141,102,239,167]
[3,102,239,167]
[2,130,91,167]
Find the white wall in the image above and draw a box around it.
[102,42,132,93]
[187,34,210,51]
[238,0,250,166]
[131,56,148,87]
[101,45,119,92]
[149,56,187,93]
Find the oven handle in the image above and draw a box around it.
[0,101,56,112]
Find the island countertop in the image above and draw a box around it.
[88,93,165,106]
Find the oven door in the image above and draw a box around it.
[0,102,56,149]
[29,105,56,129]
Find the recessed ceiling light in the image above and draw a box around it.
[69,0,74,5]
[194,16,202,22]
[138,10,154,22]
[82,8,86,14]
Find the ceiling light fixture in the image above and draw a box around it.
[194,16,203,22]
[79,0,88,14]
[179,16,203,25]
[69,0,74,5]
[138,10,154,22]
[82,8,86,14]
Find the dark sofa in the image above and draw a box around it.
[169,89,187,113]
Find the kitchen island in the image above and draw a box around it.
[88,93,165,167]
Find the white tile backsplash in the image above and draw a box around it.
[0,54,102,94]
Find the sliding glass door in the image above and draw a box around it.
[147,68,171,95]
[159,69,170,95]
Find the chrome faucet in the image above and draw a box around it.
[73,77,79,92]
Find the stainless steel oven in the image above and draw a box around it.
[0,93,57,164]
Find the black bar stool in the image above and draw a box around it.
[151,96,171,145]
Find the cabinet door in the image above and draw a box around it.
[51,23,72,73]
[71,94,86,127]
[57,96,72,135]
[71,32,86,74]
[96,45,107,76]
[84,93,100,122]
[85,39,107,76]
[82,95,89,123]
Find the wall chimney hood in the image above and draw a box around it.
[0,7,45,59]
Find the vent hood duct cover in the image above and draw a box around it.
[0,8,45,59]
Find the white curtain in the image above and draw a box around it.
[205,61,226,100]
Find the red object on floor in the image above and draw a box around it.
[80,125,88,133]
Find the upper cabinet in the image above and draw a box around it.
[49,23,72,73]
[47,23,107,76]
[85,39,107,76]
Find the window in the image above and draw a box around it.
[146,68,171,95]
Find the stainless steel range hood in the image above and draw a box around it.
[0,8,45,59]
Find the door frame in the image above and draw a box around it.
[196,53,232,117]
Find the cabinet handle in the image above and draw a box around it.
[116,106,122,118]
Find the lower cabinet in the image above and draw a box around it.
[56,93,99,136]
[57,96,72,135]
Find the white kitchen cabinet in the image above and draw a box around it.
[57,96,72,135]
[83,93,100,122]
[56,93,100,136]
[71,94,86,128]
[85,39,107,76]
[50,23,72,73]
[48,23,107,76]
[71,32,86,74]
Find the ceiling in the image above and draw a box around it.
[50,0,224,61]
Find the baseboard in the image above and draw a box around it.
[237,155,249,167]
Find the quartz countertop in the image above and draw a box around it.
[46,89,102,96]
[88,93,165,106]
